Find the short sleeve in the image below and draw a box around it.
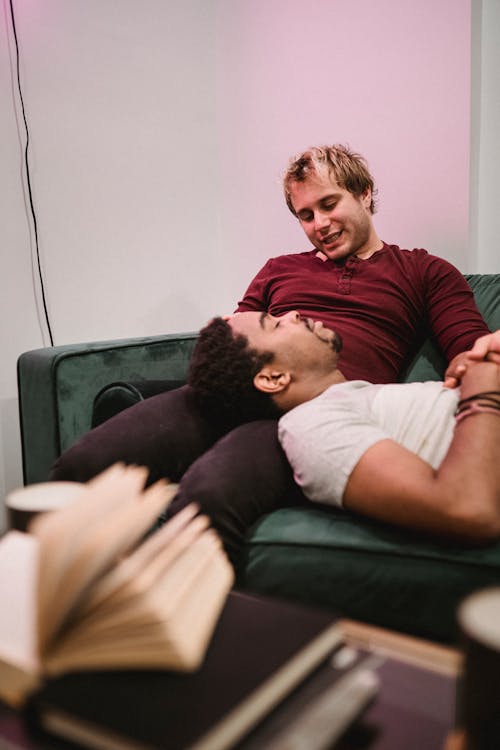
[278,389,388,507]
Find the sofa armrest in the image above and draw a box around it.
[17,332,197,484]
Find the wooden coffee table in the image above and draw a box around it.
[337,619,460,750]
[340,618,461,675]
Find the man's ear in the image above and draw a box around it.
[361,186,372,208]
[254,367,291,394]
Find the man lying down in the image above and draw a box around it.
[187,312,500,544]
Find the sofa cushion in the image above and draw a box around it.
[242,506,500,642]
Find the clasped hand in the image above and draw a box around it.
[444,330,500,388]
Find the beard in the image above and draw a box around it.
[331,331,343,354]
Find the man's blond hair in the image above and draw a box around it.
[283,144,377,215]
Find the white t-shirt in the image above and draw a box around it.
[278,380,459,508]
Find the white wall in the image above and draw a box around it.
[9,0,222,344]
[1,0,498,524]
[0,0,223,523]
[1,0,45,516]
[472,0,500,272]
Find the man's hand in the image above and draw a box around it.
[466,330,500,363]
[444,330,500,388]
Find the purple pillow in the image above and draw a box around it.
[167,420,307,565]
[50,385,219,484]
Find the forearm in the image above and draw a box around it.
[344,363,500,542]
[456,359,500,403]
[431,362,500,538]
[424,257,489,360]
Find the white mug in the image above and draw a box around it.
[6,481,86,532]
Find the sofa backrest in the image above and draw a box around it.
[17,333,197,484]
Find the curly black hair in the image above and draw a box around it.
[188,317,282,429]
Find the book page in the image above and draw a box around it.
[73,502,203,615]
[32,464,146,640]
[32,464,177,655]
[0,531,40,706]
[43,539,233,673]
[42,512,233,673]
[0,532,38,668]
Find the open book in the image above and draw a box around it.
[0,464,234,708]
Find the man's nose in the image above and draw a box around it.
[314,210,330,232]
[282,311,301,324]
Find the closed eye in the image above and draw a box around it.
[260,313,281,331]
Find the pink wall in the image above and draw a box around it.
[215,0,472,291]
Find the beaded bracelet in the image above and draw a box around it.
[455,403,500,423]
[455,390,500,423]
[457,390,500,409]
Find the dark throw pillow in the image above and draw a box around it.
[166,420,307,567]
[49,385,220,485]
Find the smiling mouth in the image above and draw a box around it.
[303,317,342,352]
[303,317,326,334]
[323,230,342,245]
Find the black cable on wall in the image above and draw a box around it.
[9,0,54,346]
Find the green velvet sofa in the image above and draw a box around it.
[17,274,500,644]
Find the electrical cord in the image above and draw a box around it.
[8,0,54,346]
